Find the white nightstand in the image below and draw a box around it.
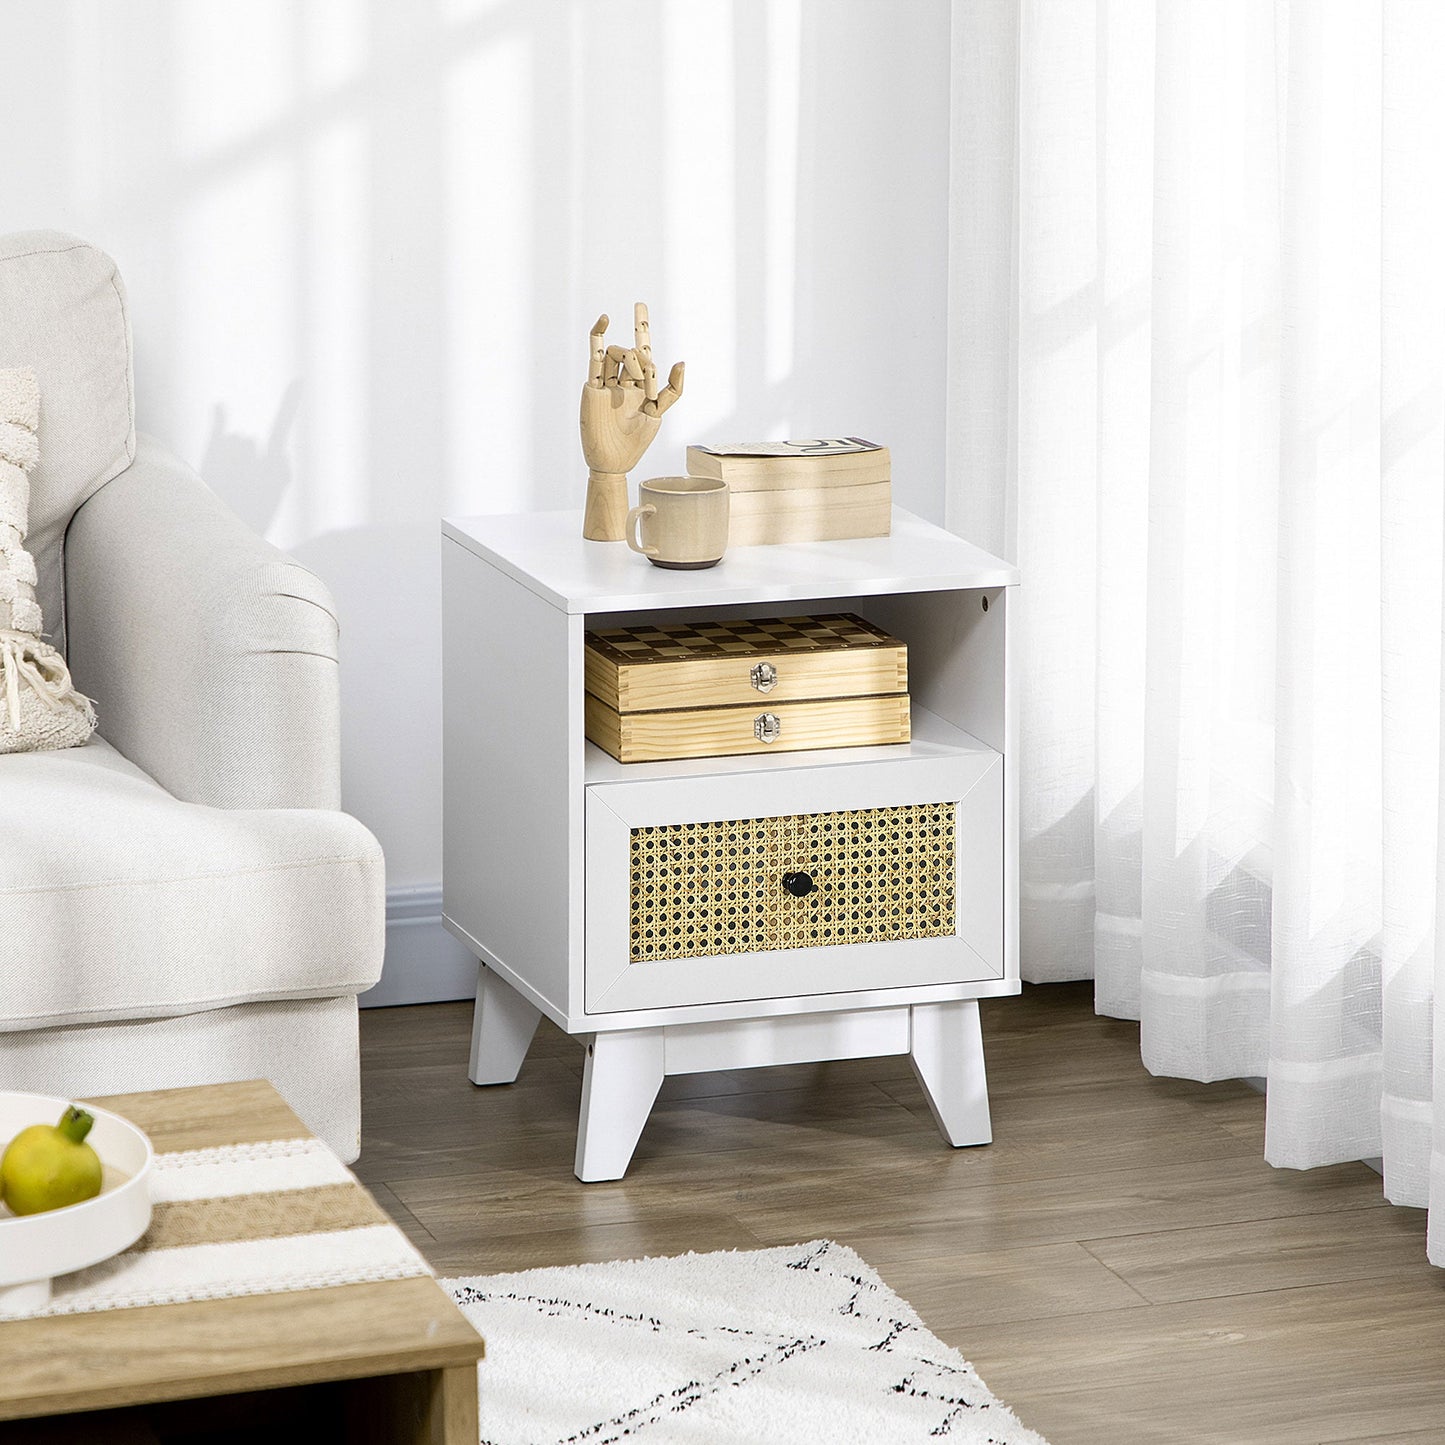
[441,508,1019,1181]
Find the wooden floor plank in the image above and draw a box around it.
[1081,1205,1429,1303]
[963,1272,1445,1445]
[734,1152,1388,1254]
[415,1211,766,1278]
[1331,1432,1445,1444]
[861,1240,1150,1331]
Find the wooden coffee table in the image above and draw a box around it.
[0,1080,484,1443]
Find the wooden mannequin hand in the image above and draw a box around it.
[580,303,685,482]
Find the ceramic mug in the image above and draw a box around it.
[626,476,730,570]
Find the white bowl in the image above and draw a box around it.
[0,1092,153,1313]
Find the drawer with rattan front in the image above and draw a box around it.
[584,751,1002,1014]
[629,803,958,961]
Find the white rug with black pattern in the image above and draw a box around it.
[446,1239,1048,1444]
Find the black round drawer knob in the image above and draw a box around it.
[782,871,816,897]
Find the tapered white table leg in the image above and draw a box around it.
[575,1029,665,1182]
[909,999,992,1147]
[468,964,542,1085]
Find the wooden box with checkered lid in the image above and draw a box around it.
[583,613,910,763]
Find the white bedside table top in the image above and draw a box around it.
[441,506,1019,614]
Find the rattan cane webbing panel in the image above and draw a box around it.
[629,802,956,962]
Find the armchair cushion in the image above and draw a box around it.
[0,736,384,1033]
[0,233,134,650]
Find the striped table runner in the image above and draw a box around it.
[0,1137,431,1321]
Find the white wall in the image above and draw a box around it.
[3,0,952,989]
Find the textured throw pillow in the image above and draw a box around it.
[0,366,95,753]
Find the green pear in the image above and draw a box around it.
[1,1106,104,1215]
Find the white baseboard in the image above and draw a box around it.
[360,884,478,1008]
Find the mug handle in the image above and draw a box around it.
[626,504,659,557]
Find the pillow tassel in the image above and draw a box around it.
[0,628,96,749]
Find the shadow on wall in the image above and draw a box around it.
[201,380,302,537]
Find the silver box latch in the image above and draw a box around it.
[750,661,778,693]
[754,712,782,743]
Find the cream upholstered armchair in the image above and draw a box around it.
[0,232,384,1161]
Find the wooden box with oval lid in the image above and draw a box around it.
[583,613,911,764]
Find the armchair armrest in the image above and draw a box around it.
[64,435,342,810]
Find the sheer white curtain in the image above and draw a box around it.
[948,0,1445,1260]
